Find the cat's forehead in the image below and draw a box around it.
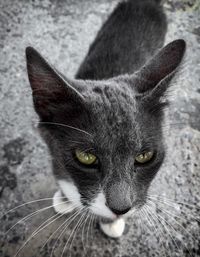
[85,84,143,149]
[88,83,137,116]
[81,82,161,154]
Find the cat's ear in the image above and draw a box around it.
[26,47,85,121]
[133,39,186,103]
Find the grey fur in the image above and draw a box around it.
[26,0,186,217]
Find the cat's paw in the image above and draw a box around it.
[99,218,125,238]
[53,190,75,214]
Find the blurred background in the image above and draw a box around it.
[0,0,200,256]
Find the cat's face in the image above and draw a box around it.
[26,40,185,220]
[42,81,165,219]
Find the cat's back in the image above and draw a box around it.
[76,0,167,80]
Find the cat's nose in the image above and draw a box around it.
[105,180,132,216]
[109,206,131,216]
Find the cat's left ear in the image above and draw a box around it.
[26,47,85,121]
[132,39,186,106]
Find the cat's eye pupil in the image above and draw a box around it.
[135,151,154,164]
[75,149,97,165]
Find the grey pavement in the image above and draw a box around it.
[0,0,200,256]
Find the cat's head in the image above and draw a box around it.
[26,39,186,220]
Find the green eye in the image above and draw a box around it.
[135,151,154,164]
[75,149,97,165]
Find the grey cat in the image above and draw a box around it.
[26,0,186,237]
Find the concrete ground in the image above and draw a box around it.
[0,0,200,256]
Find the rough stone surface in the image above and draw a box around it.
[0,0,200,256]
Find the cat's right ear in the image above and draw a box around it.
[132,39,186,100]
[26,47,85,121]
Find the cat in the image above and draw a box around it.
[26,0,186,238]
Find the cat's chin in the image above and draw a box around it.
[53,190,126,238]
[99,218,125,238]
[98,210,136,238]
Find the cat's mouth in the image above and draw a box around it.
[54,188,119,220]
[56,180,143,221]
[53,188,141,222]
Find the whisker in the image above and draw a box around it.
[61,210,87,257]
[4,199,75,235]
[68,211,88,257]
[13,203,78,257]
[146,202,191,257]
[147,196,200,223]
[38,121,93,137]
[67,140,88,145]
[14,213,61,257]
[0,197,67,220]
[89,213,96,253]
[152,203,196,257]
[137,208,146,235]
[148,199,199,248]
[148,194,200,211]
[81,210,90,254]
[140,206,155,234]
[41,208,78,250]
[86,211,93,247]
[50,208,84,257]
[142,205,170,257]
[90,214,95,241]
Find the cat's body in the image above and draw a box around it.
[26,0,186,238]
[76,0,166,80]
